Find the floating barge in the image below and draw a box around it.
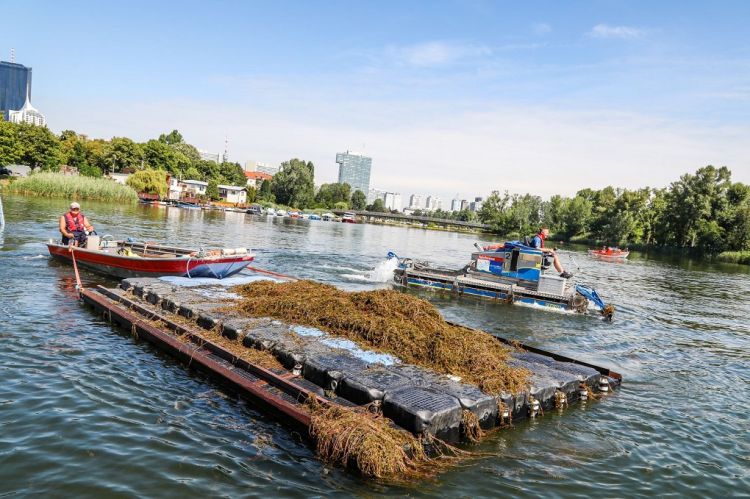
[79,276,621,451]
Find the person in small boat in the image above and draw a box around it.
[59,202,95,246]
[530,228,573,279]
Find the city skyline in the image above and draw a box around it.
[2,1,750,201]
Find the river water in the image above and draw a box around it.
[0,195,748,497]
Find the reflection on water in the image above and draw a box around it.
[0,194,748,497]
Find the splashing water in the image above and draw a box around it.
[342,257,399,283]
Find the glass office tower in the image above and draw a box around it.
[0,61,32,121]
[336,151,372,194]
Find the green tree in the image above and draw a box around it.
[15,123,61,170]
[0,119,21,166]
[126,169,168,197]
[350,189,366,210]
[183,166,201,181]
[257,179,275,202]
[562,195,592,237]
[315,182,351,208]
[271,159,315,208]
[206,179,220,201]
[104,137,143,173]
[142,139,178,174]
[158,130,184,145]
[367,198,387,212]
[170,142,201,163]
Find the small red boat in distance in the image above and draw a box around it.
[588,247,630,259]
[47,236,254,279]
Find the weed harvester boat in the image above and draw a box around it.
[391,242,615,320]
[47,235,254,279]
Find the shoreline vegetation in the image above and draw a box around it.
[2,172,138,203]
[1,118,747,263]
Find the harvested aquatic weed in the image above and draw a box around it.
[230,280,529,395]
[306,396,468,480]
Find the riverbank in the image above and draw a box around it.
[716,251,750,265]
[1,172,138,203]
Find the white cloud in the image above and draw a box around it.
[385,41,491,67]
[533,23,551,35]
[588,24,645,40]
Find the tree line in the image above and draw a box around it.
[2,119,747,254]
[476,166,749,255]
[0,121,246,199]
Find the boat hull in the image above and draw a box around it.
[47,243,254,279]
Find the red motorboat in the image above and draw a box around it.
[47,237,254,279]
[341,212,358,223]
[588,247,629,259]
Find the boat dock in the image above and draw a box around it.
[79,276,621,471]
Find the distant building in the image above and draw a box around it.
[425,195,442,211]
[1,60,45,126]
[244,170,272,188]
[198,150,220,163]
[245,160,279,176]
[470,196,484,212]
[409,194,423,210]
[336,151,372,194]
[460,199,469,211]
[0,60,31,121]
[384,192,402,211]
[218,185,247,204]
[451,198,462,212]
[367,188,386,204]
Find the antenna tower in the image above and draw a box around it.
[10,48,15,63]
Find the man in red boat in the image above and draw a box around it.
[59,202,95,246]
[530,227,573,279]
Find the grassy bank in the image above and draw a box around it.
[716,251,750,265]
[2,172,139,203]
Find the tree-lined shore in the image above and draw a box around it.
[1,119,747,261]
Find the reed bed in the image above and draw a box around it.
[4,172,139,203]
[231,280,529,395]
[716,251,750,265]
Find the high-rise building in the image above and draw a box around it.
[409,194,423,209]
[1,59,45,126]
[425,196,442,211]
[451,198,461,212]
[470,196,484,212]
[0,60,31,121]
[384,192,402,211]
[460,199,469,211]
[336,151,372,194]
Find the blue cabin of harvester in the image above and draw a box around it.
[470,243,544,283]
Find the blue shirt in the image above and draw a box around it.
[530,235,543,248]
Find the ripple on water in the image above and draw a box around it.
[0,195,749,496]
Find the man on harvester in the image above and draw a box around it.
[530,228,573,279]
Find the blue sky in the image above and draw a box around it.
[4,1,750,199]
